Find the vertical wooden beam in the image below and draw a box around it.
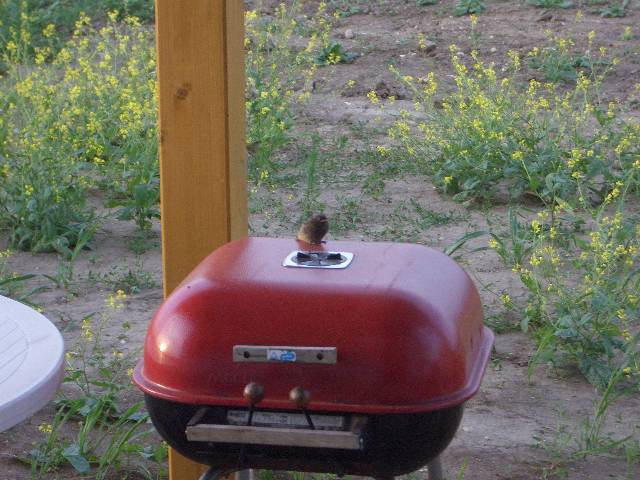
[154,0,246,478]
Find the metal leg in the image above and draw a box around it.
[199,467,236,480]
[235,470,254,480]
[427,456,444,480]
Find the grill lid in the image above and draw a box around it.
[133,237,493,414]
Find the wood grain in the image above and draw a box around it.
[156,0,247,296]
[154,0,246,478]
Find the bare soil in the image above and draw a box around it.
[1,1,640,479]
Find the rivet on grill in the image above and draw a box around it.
[243,351,250,359]
[316,352,324,361]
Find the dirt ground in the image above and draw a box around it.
[1,1,640,479]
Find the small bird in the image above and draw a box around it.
[297,214,329,245]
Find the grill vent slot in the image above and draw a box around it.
[283,251,354,269]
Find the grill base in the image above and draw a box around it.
[146,395,463,478]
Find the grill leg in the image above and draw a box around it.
[199,467,236,480]
[427,456,444,480]
[235,470,254,480]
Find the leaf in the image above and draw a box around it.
[578,357,612,388]
[444,230,488,257]
[63,444,91,474]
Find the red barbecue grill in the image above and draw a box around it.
[133,237,493,480]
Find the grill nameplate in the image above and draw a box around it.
[233,346,337,364]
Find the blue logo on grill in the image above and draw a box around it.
[267,349,297,362]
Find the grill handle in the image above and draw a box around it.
[186,423,364,450]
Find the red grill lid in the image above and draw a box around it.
[134,238,493,414]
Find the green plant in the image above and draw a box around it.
[31,293,167,479]
[0,0,154,63]
[488,172,640,389]
[476,171,640,466]
[54,222,100,289]
[527,29,612,83]
[527,0,574,8]
[418,0,438,5]
[383,41,625,204]
[332,196,362,233]
[314,41,358,65]
[108,177,160,252]
[88,259,158,294]
[328,1,363,17]
[245,2,332,182]
[600,0,629,17]
[620,26,634,41]
[0,248,43,302]
[299,134,326,219]
[0,12,157,253]
[453,0,485,16]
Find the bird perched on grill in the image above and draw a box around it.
[297,214,329,245]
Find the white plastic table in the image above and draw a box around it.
[0,295,64,432]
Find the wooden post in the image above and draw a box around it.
[154,1,246,478]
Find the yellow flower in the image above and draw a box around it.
[42,23,55,38]
[443,176,453,185]
[531,219,541,234]
[38,423,53,434]
[377,145,389,156]
[24,185,34,196]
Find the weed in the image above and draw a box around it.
[485,171,640,389]
[527,0,574,9]
[0,12,157,253]
[332,196,363,233]
[328,1,363,17]
[245,2,332,182]
[453,0,486,16]
[620,26,634,41]
[600,0,629,17]
[0,1,154,66]
[108,177,160,253]
[528,28,613,83]
[418,0,439,5]
[31,292,167,478]
[54,222,100,290]
[88,259,158,294]
[0,248,43,302]
[384,40,627,204]
[259,470,276,480]
[299,134,326,219]
[315,41,358,65]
